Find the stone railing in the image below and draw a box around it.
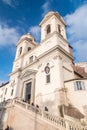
[42,111,87,130]
[14,99,42,115]
[0,99,87,130]
[13,99,87,130]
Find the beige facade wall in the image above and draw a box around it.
[1,105,60,130]
[65,79,87,117]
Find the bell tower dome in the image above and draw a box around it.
[15,33,36,59]
[12,33,36,72]
[39,11,67,41]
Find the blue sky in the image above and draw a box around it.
[0,0,87,83]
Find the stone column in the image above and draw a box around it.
[58,56,68,107]
[58,56,64,89]
[22,83,26,100]
[30,76,35,104]
[14,78,20,98]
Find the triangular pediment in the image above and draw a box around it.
[20,70,37,79]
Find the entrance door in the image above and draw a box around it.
[25,82,32,103]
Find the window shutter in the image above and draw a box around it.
[81,81,85,90]
[74,82,77,91]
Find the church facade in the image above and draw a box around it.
[0,11,87,129]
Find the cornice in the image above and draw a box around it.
[40,31,70,46]
[16,37,37,47]
[39,12,66,27]
[57,45,74,60]
[0,81,9,88]
[64,78,87,83]
[63,66,72,73]
[9,68,21,76]
[20,69,37,79]
[14,31,71,63]
[11,44,74,76]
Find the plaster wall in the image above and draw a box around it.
[65,80,87,117]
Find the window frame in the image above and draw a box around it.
[28,47,31,52]
[46,24,51,34]
[11,89,14,96]
[58,24,61,34]
[46,74,50,83]
[5,88,7,95]
[29,56,33,63]
[74,81,85,91]
[19,47,22,55]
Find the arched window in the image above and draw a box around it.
[5,88,7,95]
[45,106,48,111]
[47,24,51,34]
[28,47,31,52]
[11,89,14,96]
[19,47,22,55]
[29,56,33,63]
[58,24,61,33]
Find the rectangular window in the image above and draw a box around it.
[19,47,22,55]
[74,81,85,91]
[5,88,7,95]
[28,47,31,52]
[29,56,33,63]
[46,74,50,83]
[58,24,61,33]
[11,89,14,96]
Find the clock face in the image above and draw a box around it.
[45,66,50,74]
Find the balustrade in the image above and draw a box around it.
[0,99,87,130]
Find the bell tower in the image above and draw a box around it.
[39,11,73,57]
[15,33,36,60]
[39,11,67,41]
[12,33,36,72]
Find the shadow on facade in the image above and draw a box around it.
[5,126,14,130]
[0,101,12,130]
[0,102,6,130]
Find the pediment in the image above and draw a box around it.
[20,69,37,79]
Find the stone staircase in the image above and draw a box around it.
[0,99,87,130]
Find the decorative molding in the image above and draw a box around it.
[44,64,50,74]
[53,55,59,60]
[45,41,51,45]
[38,63,42,69]
[15,62,20,68]
[25,61,28,66]
[41,60,54,72]
[58,56,62,60]
[20,70,37,79]
[59,41,67,47]
[63,66,72,73]
[58,87,68,92]
[21,71,32,79]
[10,80,16,88]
